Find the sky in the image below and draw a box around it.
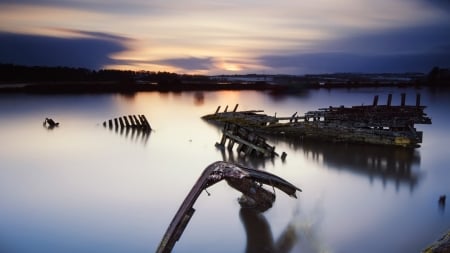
[0,0,449,75]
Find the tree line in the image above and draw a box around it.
[0,64,209,84]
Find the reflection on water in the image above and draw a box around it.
[240,208,297,253]
[217,144,278,169]
[0,88,449,253]
[272,137,421,191]
[104,125,151,145]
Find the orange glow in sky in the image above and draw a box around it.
[0,1,449,74]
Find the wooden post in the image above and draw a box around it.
[416,93,421,107]
[387,94,392,106]
[237,143,244,154]
[119,117,125,128]
[123,116,130,127]
[401,93,406,106]
[108,119,113,129]
[128,115,136,127]
[233,104,239,112]
[228,139,235,150]
[114,118,119,129]
[133,115,141,128]
[140,115,152,130]
[219,134,227,146]
[215,106,221,114]
[224,105,228,112]
[372,95,379,106]
[290,112,297,123]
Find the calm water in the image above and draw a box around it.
[0,87,449,253]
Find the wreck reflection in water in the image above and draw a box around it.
[272,137,421,190]
[104,123,151,145]
[218,147,278,169]
[240,208,297,253]
[0,88,449,253]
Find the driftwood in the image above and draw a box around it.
[156,161,301,253]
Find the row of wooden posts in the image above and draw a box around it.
[103,114,152,131]
[371,93,421,107]
[102,114,152,145]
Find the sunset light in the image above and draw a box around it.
[0,1,449,74]
[1,1,450,253]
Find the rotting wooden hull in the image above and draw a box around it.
[204,117,423,147]
[262,122,423,148]
[202,94,431,148]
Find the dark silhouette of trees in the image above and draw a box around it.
[0,64,91,82]
[0,64,184,85]
[428,66,450,86]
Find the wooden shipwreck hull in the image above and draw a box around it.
[203,94,432,148]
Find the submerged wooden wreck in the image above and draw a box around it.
[203,94,432,148]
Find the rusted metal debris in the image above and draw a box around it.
[203,94,432,148]
[156,161,301,253]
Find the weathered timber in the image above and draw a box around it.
[103,114,151,131]
[139,115,152,129]
[102,114,151,144]
[422,230,450,253]
[202,94,432,148]
[217,123,278,158]
[156,161,301,253]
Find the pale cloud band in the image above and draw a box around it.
[0,0,449,74]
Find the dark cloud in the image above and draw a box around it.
[0,32,128,69]
[151,57,214,71]
[323,24,450,55]
[261,52,450,74]
[261,24,450,74]
[420,0,450,11]
[53,28,132,43]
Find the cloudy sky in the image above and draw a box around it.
[0,0,449,74]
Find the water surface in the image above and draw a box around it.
[0,88,449,253]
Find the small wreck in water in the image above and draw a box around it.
[202,94,432,148]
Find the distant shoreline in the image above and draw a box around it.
[0,79,433,94]
[0,81,284,94]
[0,64,448,94]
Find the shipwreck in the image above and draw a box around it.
[156,161,301,253]
[203,93,432,148]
